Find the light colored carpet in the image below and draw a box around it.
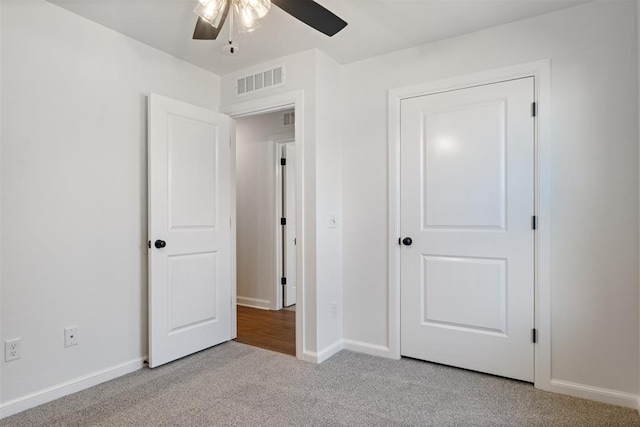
[2,342,639,426]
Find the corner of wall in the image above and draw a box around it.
[303,339,343,364]
[343,339,395,359]
[313,49,344,351]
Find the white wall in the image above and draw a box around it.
[1,0,220,410]
[342,0,639,404]
[236,109,294,309]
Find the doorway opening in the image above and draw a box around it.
[233,108,297,356]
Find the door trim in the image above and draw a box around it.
[274,137,296,310]
[387,60,551,390]
[221,91,305,361]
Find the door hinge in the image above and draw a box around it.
[281,217,286,225]
[532,328,538,344]
[532,102,537,117]
[281,277,287,285]
[532,215,538,230]
[148,240,151,249]
[280,158,286,166]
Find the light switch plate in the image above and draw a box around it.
[65,326,79,347]
[329,213,338,229]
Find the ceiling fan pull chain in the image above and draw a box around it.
[221,5,239,56]
[229,2,234,43]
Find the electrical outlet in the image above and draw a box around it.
[65,326,79,347]
[5,338,21,362]
[331,301,337,318]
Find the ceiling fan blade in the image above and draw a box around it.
[192,3,230,40]
[272,0,347,37]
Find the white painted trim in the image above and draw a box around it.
[533,61,552,392]
[387,60,552,386]
[316,340,344,363]
[237,296,272,310]
[0,358,145,419]
[221,90,306,362]
[230,120,238,339]
[301,351,318,363]
[550,380,640,410]
[273,140,282,311]
[343,340,392,359]
[221,91,302,119]
[302,340,344,364]
[388,87,402,361]
[273,137,296,311]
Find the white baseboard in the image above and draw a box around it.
[237,296,271,310]
[302,340,344,364]
[0,357,145,419]
[550,379,639,410]
[301,350,318,363]
[317,340,344,363]
[343,339,394,359]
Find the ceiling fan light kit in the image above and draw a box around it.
[194,0,228,28]
[195,0,270,32]
[192,0,348,42]
[239,0,271,20]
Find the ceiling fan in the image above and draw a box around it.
[192,0,348,41]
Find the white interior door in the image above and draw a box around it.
[400,78,535,381]
[148,93,233,368]
[283,143,297,307]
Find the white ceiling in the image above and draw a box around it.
[47,0,588,76]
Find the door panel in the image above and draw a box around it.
[148,93,232,368]
[168,252,217,332]
[422,256,507,334]
[400,78,535,382]
[423,100,506,229]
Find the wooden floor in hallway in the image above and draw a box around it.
[235,305,296,356]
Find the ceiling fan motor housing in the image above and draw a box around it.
[222,42,240,56]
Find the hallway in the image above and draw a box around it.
[235,305,295,356]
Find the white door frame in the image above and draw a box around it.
[274,137,296,310]
[221,91,305,360]
[388,60,551,390]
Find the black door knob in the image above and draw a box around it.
[402,237,413,246]
[154,239,166,249]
